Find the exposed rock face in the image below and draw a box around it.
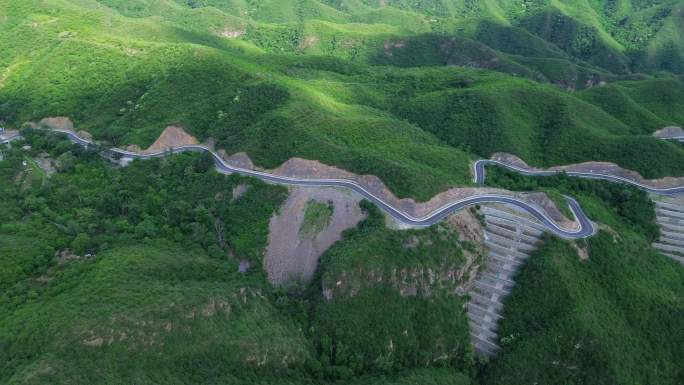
[264,187,366,285]
[322,211,484,301]
[322,264,476,301]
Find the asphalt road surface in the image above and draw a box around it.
[473,160,684,196]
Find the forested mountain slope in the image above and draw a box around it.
[2,0,684,201]
[1,2,684,384]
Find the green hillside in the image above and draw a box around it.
[2,0,684,202]
[3,131,682,384]
[1,1,684,384]
[481,166,684,384]
[0,133,475,384]
[483,234,684,384]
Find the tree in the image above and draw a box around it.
[71,233,90,255]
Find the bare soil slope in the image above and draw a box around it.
[264,187,365,285]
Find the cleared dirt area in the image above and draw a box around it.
[264,187,366,285]
[219,150,254,170]
[492,152,684,189]
[144,126,198,153]
[39,116,74,131]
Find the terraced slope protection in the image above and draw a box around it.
[468,206,544,356]
[653,196,684,265]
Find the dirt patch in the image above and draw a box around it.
[383,39,406,56]
[264,187,366,285]
[218,27,245,39]
[56,249,93,265]
[39,117,73,131]
[298,36,318,50]
[35,152,56,175]
[144,126,198,153]
[124,47,140,56]
[220,151,254,170]
[492,152,684,189]
[125,144,143,153]
[82,337,104,348]
[653,126,684,139]
[238,260,251,273]
[572,242,590,260]
[491,153,533,169]
[232,184,250,201]
[447,209,486,247]
[76,130,92,140]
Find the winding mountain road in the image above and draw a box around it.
[473,160,684,196]
[10,129,684,237]
[18,128,590,238]
[0,134,21,145]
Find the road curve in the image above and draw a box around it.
[0,134,21,145]
[29,128,593,238]
[474,160,684,196]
